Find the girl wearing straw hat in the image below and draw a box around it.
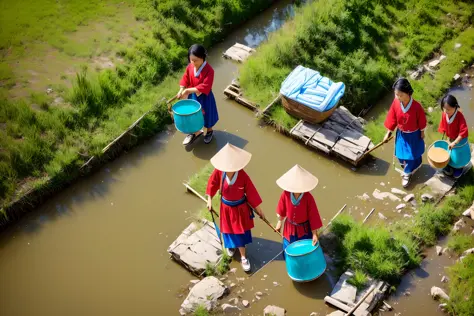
[206,143,265,272]
[274,165,323,251]
[383,78,427,187]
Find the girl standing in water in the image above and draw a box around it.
[274,165,323,251]
[206,143,265,272]
[383,78,427,187]
[178,44,219,145]
[437,94,471,178]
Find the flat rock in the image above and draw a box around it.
[373,189,401,202]
[461,248,474,256]
[358,193,370,201]
[242,300,250,308]
[454,74,461,80]
[439,303,448,312]
[264,305,286,316]
[440,55,447,61]
[455,43,462,49]
[391,188,407,196]
[404,194,415,202]
[431,286,450,301]
[404,214,413,218]
[180,276,229,314]
[429,59,441,68]
[436,246,443,256]
[222,304,241,313]
[310,313,319,316]
[453,219,466,232]
[421,193,435,202]
[441,276,448,283]
[330,271,357,304]
[378,213,388,220]
[396,203,406,210]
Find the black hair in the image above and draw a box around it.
[392,77,414,96]
[440,94,460,111]
[188,44,207,62]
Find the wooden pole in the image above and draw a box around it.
[362,208,376,224]
[183,183,219,218]
[344,285,376,316]
[102,111,150,154]
[363,135,393,157]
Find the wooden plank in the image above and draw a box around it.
[340,129,371,150]
[322,120,347,135]
[259,95,281,117]
[222,43,256,62]
[307,139,331,154]
[332,139,365,162]
[291,121,321,140]
[312,128,339,148]
[324,296,370,316]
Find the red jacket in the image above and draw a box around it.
[438,110,468,140]
[179,62,214,95]
[384,98,427,132]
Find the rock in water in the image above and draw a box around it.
[242,300,250,308]
[396,203,406,210]
[421,193,434,202]
[404,194,415,202]
[378,213,388,220]
[309,313,319,316]
[452,219,466,232]
[439,303,448,312]
[373,189,401,202]
[391,188,407,196]
[454,74,461,80]
[358,193,370,201]
[222,304,241,313]
[431,286,450,301]
[180,276,229,314]
[462,248,474,256]
[264,305,286,316]
[436,246,443,256]
[441,276,448,283]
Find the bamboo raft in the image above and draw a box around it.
[223,82,258,111]
[222,43,256,62]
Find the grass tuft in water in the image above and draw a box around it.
[447,235,474,256]
[347,270,369,290]
[193,305,210,316]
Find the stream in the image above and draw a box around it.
[0,1,473,315]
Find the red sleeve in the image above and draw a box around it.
[206,169,221,198]
[307,194,323,231]
[458,112,469,138]
[179,64,190,87]
[243,172,262,209]
[438,113,447,135]
[384,101,397,131]
[195,66,214,95]
[276,192,287,217]
[417,102,427,131]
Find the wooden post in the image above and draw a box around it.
[345,285,376,316]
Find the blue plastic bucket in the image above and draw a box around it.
[284,239,326,282]
[171,99,204,134]
[449,138,471,169]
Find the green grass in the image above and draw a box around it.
[347,270,369,290]
[239,0,474,130]
[331,170,474,285]
[194,305,210,316]
[365,27,474,141]
[446,255,474,316]
[188,163,220,222]
[0,0,276,210]
[448,235,474,256]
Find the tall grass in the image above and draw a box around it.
[448,235,474,256]
[239,0,474,129]
[447,255,474,316]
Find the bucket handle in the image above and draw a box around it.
[166,95,178,119]
[428,140,452,156]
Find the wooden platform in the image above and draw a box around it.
[223,43,256,62]
[289,107,374,165]
[223,82,258,111]
[168,220,223,277]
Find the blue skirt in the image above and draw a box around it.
[395,129,424,174]
[223,230,252,249]
[189,91,219,128]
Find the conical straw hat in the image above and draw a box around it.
[210,143,252,172]
[276,164,319,193]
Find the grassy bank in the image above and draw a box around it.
[365,28,474,144]
[0,0,276,214]
[238,0,474,130]
[330,170,474,288]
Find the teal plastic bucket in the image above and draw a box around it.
[171,99,204,134]
[284,239,326,282]
[449,138,471,169]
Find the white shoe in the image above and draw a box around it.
[226,248,235,257]
[402,174,411,188]
[241,257,251,272]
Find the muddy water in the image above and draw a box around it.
[0,2,469,316]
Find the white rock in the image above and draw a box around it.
[404,194,415,202]
[230,268,237,273]
[428,107,434,113]
[190,280,200,284]
[452,219,466,232]
[462,207,474,219]
[256,291,263,296]
[391,188,407,196]
[431,286,450,301]
[264,305,286,316]
[439,55,447,61]
[180,276,229,314]
[230,283,236,288]
[421,193,434,202]
[310,313,319,316]
[436,246,443,256]
[273,281,279,286]
[455,43,462,49]
[380,182,386,186]
[439,303,448,312]
[404,214,413,218]
[441,276,448,283]
[358,193,370,201]
[471,229,474,236]
[242,300,249,307]
[396,203,407,210]
[221,304,241,313]
[378,213,388,220]
[228,298,238,305]
[404,291,411,296]
[373,189,401,202]
[429,59,441,68]
[461,248,474,256]
[454,74,461,80]
[256,295,261,300]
